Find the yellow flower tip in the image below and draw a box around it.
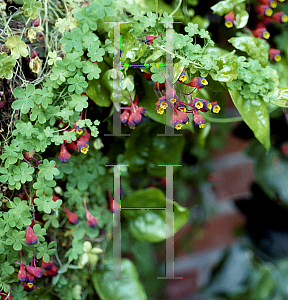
[160,102,167,109]
[265,9,273,17]
[271,1,277,8]
[196,101,203,109]
[199,124,205,129]
[275,55,281,62]
[76,129,83,134]
[225,21,233,28]
[175,124,183,130]
[144,111,148,116]
[81,147,89,154]
[129,126,136,129]
[180,107,186,113]
[157,108,164,115]
[179,75,187,82]
[27,283,34,288]
[213,105,221,113]
[282,15,288,23]
[170,98,176,103]
[208,103,212,110]
[201,78,208,86]
[185,121,190,125]
[263,31,270,39]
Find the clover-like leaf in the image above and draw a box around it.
[0,53,16,79]
[50,60,71,84]
[82,61,101,80]
[12,162,34,183]
[68,94,89,111]
[12,84,36,114]
[67,74,88,94]
[62,50,83,72]
[48,51,62,66]
[5,35,29,59]
[89,0,114,19]
[38,159,60,180]
[60,28,83,53]
[87,42,105,62]
[22,0,42,19]
[74,6,98,31]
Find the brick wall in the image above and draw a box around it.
[165,130,254,299]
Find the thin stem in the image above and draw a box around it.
[169,0,183,17]
[202,114,243,123]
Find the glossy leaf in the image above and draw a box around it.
[229,89,270,150]
[122,188,189,242]
[123,123,185,176]
[92,258,148,300]
[235,9,249,29]
[228,37,268,67]
[211,0,245,16]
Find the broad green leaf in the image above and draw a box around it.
[228,37,268,67]
[122,188,189,242]
[229,89,270,150]
[123,123,185,176]
[211,0,245,16]
[235,9,249,29]
[92,258,148,300]
[144,50,164,64]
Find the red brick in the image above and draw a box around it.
[167,269,199,300]
[192,212,246,252]
[212,161,254,201]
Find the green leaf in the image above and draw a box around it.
[235,9,249,29]
[22,0,42,19]
[0,53,16,79]
[92,258,148,300]
[228,37,268,67]
[68,94,89,112]
[123,123,185,176]
[267,88,288,107]
[38,159,60,180]
[5,35,29,59]
[122,188,189,242]
[229,89,270,150]
[12,84,36,114]
[210,0,245,16]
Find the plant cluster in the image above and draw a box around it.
[0,0,288,298]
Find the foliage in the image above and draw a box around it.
[1,0,288,298]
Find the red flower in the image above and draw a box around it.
[210,102,221,113]
[120,109,130,124]
[224,11,235,28]
[251,27,270,39]
[180,77,208,89]
[271,12,288,23]
[27,273,35,283]
[66,141,77,154]
[193,112,205,128]
[18,263,27,282]
[83,198,98,227]
[24,265,43,278]
[255,5,273,16]
[58,143,71,163]
[144,34,163,45]
[258,0,277,8]
[42,258,53,270]
[62,205,79,225]
[22,281,35,292]
[269,48,281,61]
[25,225,37,245]
[47,264,58,276]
